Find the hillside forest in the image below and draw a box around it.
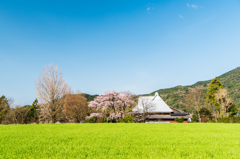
[148,67,240,111]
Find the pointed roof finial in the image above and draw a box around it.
[155,92,159,96]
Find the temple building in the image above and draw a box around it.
[132,92,190,123]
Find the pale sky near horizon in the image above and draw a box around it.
[1,0,240,105]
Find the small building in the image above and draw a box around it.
[132,92,190,123]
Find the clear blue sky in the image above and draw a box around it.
[1,0,240,105]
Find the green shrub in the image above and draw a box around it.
[217,117,240,123]
[103,117,117,123]
[85,118,97,123]
[111,119,117,123]
[209,119,217,123]
[218,117,232,123]
[175,117,184,123]
[118,116,136,123]
[96,117,104,123]
[104,117,108,123]
[199,107,212,122]
[192,114,199,122]
[232,117,240,123]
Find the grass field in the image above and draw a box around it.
[1,123,240,159]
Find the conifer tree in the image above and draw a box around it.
[206,77,223,119]
[26,99,39,123]
[0,96,10,124]
[206,77,223,105]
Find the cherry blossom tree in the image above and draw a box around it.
[87,91,136,122]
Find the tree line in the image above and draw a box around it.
[1,64,239,124]
[183,77,239,122]
[0,96,39,124]
[0,64,137,124]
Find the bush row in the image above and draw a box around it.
[216,117,240,123]
[85,116,136,123]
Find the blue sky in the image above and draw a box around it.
[1,0,240,105]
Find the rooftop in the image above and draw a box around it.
[132,92,173,113]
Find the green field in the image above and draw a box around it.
[1,123,240,158]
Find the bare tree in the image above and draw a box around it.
[6,106,31,124]
[183,88,205,122]
[136,97,156,122]
[63,94,88,123]
[36,64,70,123]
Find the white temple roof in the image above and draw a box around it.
[132,92,173,113]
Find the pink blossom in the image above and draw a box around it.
[85,113,103,119]
[87,91,136,120]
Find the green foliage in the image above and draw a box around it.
[118,116,136,123]
[227,102,238,116]
[206,77,224,106]
[103,117,116,123]
[0,95,10,124]
[80,93,98,102]
[2,124,240,158]
[217,117,240,123]
[111,119,117,123]
[218,117,232,123]
[26,99,39,123]
[209,119,217,123]
[191,113,199,122]
[199,107,212,122]
[199,107,212,118]
[174,117,184,123]
[96,117,105,123]
[85,118,97,123]
[105,118,117,123]
[231,117,240,123]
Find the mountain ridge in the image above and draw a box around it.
[148,67,240,109]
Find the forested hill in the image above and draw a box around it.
[147,67,240,109]
[80,93,98,102]
[83,67,240,109]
